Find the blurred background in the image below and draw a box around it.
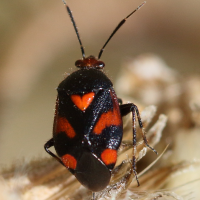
[0,0,200,166]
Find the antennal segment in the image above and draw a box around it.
[62,0,85,58]
[98,1,146,59]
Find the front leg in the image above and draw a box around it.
[120,103,158,186]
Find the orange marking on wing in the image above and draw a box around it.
[101,149,117,165]
[56,117,76,138]
[62,154,77,169]
[93,108,121,134]
[71,92,95,111]
[93,90,121,135]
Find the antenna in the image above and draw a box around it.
[98,2,146,59]
[62,0,85,58]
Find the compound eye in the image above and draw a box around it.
[75,59,83,68]
[96,61,105,69]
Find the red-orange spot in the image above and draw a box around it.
[101,149,117,165]
[93,90,121,135]
[62,154,77,169]
[71,92,95,111]
[56,117,76,138]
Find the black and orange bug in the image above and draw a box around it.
[44,0,157,195]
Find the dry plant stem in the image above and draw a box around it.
[137,145,169,179]
[23,165,67,191]
[133,161,200,190]
[3,55,200,199]
[46,179,81,200]
[146,114,168,147]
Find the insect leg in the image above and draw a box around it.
[44,138,65,167]
[91,192,96,200]
[120,103,158,186]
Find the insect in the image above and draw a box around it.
[44,0,157,194]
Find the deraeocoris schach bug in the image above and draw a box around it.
[44,0,157,195]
